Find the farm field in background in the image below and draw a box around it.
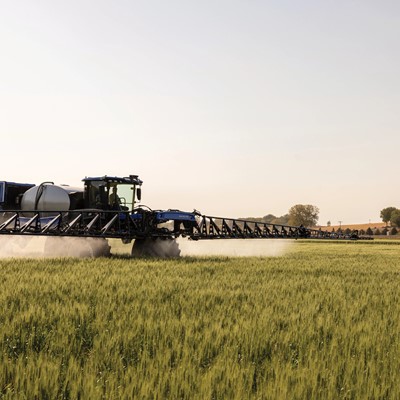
[1,241,400,399]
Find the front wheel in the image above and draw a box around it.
[131,238,181,258]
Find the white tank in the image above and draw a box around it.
[21,184,70,212]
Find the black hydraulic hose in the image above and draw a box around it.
[133,204,153,212]
[34,182,54,210]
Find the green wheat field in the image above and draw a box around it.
[1,240,400,399]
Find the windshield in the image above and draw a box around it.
[109,183,135,211]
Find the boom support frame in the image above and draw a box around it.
[0,210,367,241]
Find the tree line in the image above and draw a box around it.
[244,204,400,234]
[244,204,319,227]
[363,226,398,236]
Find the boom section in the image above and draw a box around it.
[0,210,153,240]
[191,215,364,240]
[0,210,367,241]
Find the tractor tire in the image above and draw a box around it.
[0,235,32,256]
[87,238,111,257]
[44,237,111,257]
[43,237,67,257]
[131,238,181,258]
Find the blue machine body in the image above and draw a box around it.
[155,210,196,223]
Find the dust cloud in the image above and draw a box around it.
[177,238,294,257]
[0,236,110,258]
[131,238,293,258]
[0,236,294,258]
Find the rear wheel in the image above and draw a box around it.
[131,238,181,258]
[44,237,111,257]
[0,235,33,256]
[44,237,67,256]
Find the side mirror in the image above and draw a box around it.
[136,187,142,201]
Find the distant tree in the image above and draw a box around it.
[245,213,290,224]
[272,214,290,225]
[239,217,258,222]
[366,227,373,235]
[381,227,388,235]
[262,214,276,223]
[359,229,365,235]
[327,221,331,227]
[344,228,351,235]
[390,227,398,235]
[374,229,381,236]
[288,205,319,227]
[390,210,400,228]
[380,207,398,225]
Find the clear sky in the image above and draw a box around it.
[1,0,399,224]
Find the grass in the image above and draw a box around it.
[1,240,400,399]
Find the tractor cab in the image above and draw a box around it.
[82,175,143,212]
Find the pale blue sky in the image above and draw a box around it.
[1,0,399,224]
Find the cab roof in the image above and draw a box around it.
[82,175,143,185]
